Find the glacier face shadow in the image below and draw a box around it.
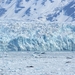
[0,20,75,51]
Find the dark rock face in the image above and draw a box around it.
[63,0,75,20]
[0,8,7,16]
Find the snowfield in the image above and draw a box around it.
[0,52,75,75]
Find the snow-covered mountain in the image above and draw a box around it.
[0,0,75,22]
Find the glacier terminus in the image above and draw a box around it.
[0,20,75,51]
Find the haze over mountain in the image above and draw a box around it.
[0,0,75,22]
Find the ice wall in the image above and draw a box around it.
[0,20,75,51]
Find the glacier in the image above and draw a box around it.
[0,20,75,51]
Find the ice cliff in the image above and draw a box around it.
[0,20,75,51]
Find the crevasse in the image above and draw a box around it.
[0,20,75,51]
